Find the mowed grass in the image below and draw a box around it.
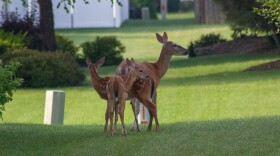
[57,12,232,60]
[2,12,280,155]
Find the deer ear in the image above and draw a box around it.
[95,57,105,68]
[156,33,163,44]
[126,58,131,66]
[86,57,91,65]
[163,32,168,44]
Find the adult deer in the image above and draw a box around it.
[116,32,189,130]
[106,58,149,136]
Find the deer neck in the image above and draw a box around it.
[155,47,172,78]
[124,71,137,91]
[89,69,102,87]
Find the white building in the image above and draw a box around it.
[0,0,129,28]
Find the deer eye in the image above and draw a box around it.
[139,69,143,72]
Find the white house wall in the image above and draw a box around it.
[2,0,28,18]
[1,0,129,29]
[73,0,114,28]
[121,0,129,22]
[52,0,72,28]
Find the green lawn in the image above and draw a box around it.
[1,12,280,155]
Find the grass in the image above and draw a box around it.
[57,12,232,60]
[1,12,280,155]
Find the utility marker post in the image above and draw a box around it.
[44,90,65,125]
[138,103,150,125]
[161,0,167,20]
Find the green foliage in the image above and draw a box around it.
[0,62,22,119]
[0,31,29,55]
[168,0,180,12]
[56,34,78,57]
[0,49,85,88]
[131,0,158,19]
[188,33,226,57]
[254,0,280,32]
[80,36,125,66]
[215,0,277,38]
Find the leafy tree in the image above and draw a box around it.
[254,0,280,31]
[253,0,280,47]
[215,0,277,38]
[1,0,121,51]
[0,62,22,119]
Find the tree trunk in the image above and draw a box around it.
[38,0,56,51]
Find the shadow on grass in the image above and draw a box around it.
[170,53,280,69]
[1,116,280,155]
[161,69,280,86]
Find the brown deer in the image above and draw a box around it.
[106,58,149,136]
[86,57,113,133]
[86,57,151,134]
[116,32,189,131]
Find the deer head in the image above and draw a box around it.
[86,57,105,72]
[126,58,149,79]
[156,32,189,55]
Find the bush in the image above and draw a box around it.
[80,36,125,66]
[56,34,78,57]
[1,11,42,50]
[0,62,22,119]
[1,49,85,88]
[0,30,30,55]
[168,0,180,12]
[187,33,226,57]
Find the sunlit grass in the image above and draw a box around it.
[2,12,280,155]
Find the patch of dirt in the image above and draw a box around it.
[245,59,280,71]
[194,36,275,56]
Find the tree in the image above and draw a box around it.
[215,0,277,38]
[254,0,280,31]
[254,0,280,48]
[0,62,22,119]
[1,0,121,51]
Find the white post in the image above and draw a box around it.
[137,103,150,125]
[161,0,167,20]
[44,90,65,125]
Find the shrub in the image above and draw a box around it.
[56,34,78,57]
[1,11,42,50]
[0,62,22,119]
[1,49,85,88]
[187,33,226,57]
[0,30,30,55]
[168,0,180,12]
[80,36,125,66]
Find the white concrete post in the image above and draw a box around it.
[44,90,65,125]
[138,103,150,125]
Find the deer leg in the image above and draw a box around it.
[114,101,119,134]
[108,98,115,137]
[104,103,109,133]
[131,98,141,132]
[119,96,127,136]
[152,91,160,131]
[141,99,159,132]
